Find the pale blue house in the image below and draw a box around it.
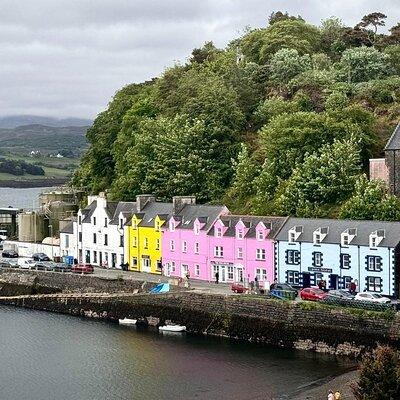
[274,218,400,297]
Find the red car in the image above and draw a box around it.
[71,264,94,274]
[231,283,246,293]
[300,287,328,302]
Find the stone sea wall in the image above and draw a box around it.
[1,285,399,357]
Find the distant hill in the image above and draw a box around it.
[0,124,89,156]
[0,115,92,128]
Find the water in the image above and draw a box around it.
[0,307,354,400]
[0,187,55,209]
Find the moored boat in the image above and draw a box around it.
[119,318,137,326]
[159,324,186,332]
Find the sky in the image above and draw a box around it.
[1,0,400,119]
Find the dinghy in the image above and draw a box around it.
[119,318,137,326]
[159,324,186,332]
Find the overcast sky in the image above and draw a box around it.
[1,0,400,119]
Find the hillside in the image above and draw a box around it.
[0,115,91,129]
[73,11,400,221]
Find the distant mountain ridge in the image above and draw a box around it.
[0,115,92,128]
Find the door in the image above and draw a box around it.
[235,267,244,283]
[141,257,151,272]
[220,265,226,282]
[99,252,103,267]
[330,274,338,290]
[302,272,311,288]
[111,253,117,268]
[181,264,188,278]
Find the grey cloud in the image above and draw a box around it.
[0,0,400,118]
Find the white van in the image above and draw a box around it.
[18,258,36,270]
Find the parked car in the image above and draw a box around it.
[270,283,298,295]
[2,249,18,258]
[231,283,246,293]
[18,258,37,270]
[0,258,18,268]
[53,263,72,273]
[300,287,328,302]
[32,253,51,262]
[355,292,391,304]
[71,264,94,274]
[327,289,355,300]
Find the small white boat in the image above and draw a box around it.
[159,324,186,332]
[119,318,137,326]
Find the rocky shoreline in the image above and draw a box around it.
[0,177,68,188]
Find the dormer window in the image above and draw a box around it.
[342,235,349,246]
[194,223,200,235]
[314,233,321,244]
[237,229,244,239]
[341,228,356,246]
[169,220,175,232]
[257,231,264,241]
[132,219,137,229]
[289,231,296,243]
[216,227,222,238]
[313,227,328,245]
[288,226,303,243]
[155,221,161,231]
[370,230,385,248]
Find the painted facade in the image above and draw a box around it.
[275,217,400,297]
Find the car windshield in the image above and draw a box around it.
[372,294,383,299]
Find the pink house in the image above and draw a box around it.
[162,204,228,280]
[207,216,286,285]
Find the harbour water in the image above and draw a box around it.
[0,307,354,400]
[0,187,55,209]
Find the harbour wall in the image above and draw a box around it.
[0,278,399,357]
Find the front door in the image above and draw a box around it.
[111,253,117,268]
[99,252,103,267]
[181,264,188,278]
[330,274,338,290]
[142,257,151,272]
[220,265,226,282]
[302,272,311,288]
[235,267,244,283]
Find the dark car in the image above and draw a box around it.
[327,289,355,300]
[32,253,51,262]
[35,261,55,271]
[71,264,94,274]
[53,263,72,273]
[2,250,18,258]
[270,283,298,295]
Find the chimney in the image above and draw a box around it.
[173,196,196,215]
[136,194,156,212]
[96,192,107,209]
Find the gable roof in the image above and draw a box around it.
[60,221,74,234]
[137,202,174,227]
[81,200,97,223]
[208,215,286,238]
[176,204,226,230]
[109,202,137,225]
[385,123,400,151]
[275,217,400,248]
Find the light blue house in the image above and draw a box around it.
[274,218,400,297]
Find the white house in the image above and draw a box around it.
[60,193,136,268]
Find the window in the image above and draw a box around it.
[286,250,300,265]
[340,254,350,269]
[314,233,321,244]
[85,250,90,263]
[182,241,187,253]
[313,252,322,267]
[214,246,223,257]
[342,235,349,246]
[287,271,300,285]
[367,276,382,292]
[132,236,137,247]
[195,264,200,276]
[216,227,222,237]
[366,256,382,272]
[104,234,108,246]
[170,240,175,251]
[227,266,234,281]
[170,221,175,232]
[93,233,97,244]
[257,231,264,241]
[65,235,69,248]
[237,247,243,259]
[120,219,124,229]
[237,229,244,239]
[155,221,161,231]
[256,268,268,281]
[288,231,296,243]
[104,218,108,227]
[79,232,82,243]
[93,251,97,264]
[93,217,96,226]
[370,236,377,248]
[194,242,199,254]
[132,257,138,266]
[156,239,160,250]
[341,276,352,290]
[194,224,200,235]
[132,220,137,229]
[142,258,150,268]
[120,235,124,248]
[78,215,82,225]
[144,238,148,249]
[171,261,176,272]
[256,248,266,260]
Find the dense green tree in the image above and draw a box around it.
[268,11,303,26]
[274,140,361,217]
[356,12,387,35]
[337,46,392,82]
[269,48,311,83]
[320,17,346,57]
[338,175,400,220]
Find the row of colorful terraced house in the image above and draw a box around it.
[59,193,400,297]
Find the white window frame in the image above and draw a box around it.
[194,242,199,254]
[314,252,322,267]
[342,234,349,247]
[182,241,187,253]
[288,231,296,243]
[216,227,222,238]
[256,248,266,261]
[257,231,264,241]
[237,229,244,239]
[256,268,267,281]
[227,266,234,281]
[195,264,200,276]
[214,246,223,257]
[287,271,300,285]
[237,247,243,259]
[194,224,200,235]
[170,240,175,251]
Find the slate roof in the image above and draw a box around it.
[60,221,74,234]
[105,201,118,219]
[81,200,97,223]
[176,204,226,230]
[109,202,137,225]
[137,202,174,227]
[385,123,400,151]
[208,215,287,238]
[275,217,400,248]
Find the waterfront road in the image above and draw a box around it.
[93,267,233,295]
